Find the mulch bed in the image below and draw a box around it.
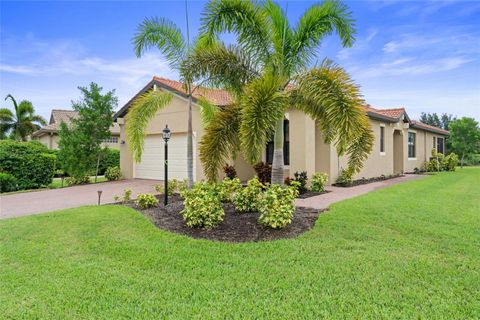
[296,190,330,199]
[333,174,404,187]
[125,194,325,243]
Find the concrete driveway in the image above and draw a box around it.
[0,179,161,219]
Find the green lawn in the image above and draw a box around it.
[1,169,479,318]
[48,175,107,189]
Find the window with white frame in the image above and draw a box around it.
[408,132,416,158]
[437,137,444,154]
[380,126,385,153]
[102,136,119,144]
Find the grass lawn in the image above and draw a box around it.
[1,168,479,318]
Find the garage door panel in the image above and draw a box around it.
[134,133,195,180]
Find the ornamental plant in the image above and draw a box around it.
[233,177,264,213]
[180,182,224,229]
[218,177,242,202]
[0,172,17,193]
[293,171,308,194]
[336,168,354,187]
[135,193,159,209]
[155,179,187,196]
[105,166,121,181]
[258,184,299,229]
[443,153,459,171]
[311,172,329,192]
[123,188,132,202]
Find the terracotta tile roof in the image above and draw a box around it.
[364,105,406,120]
[410,120,449,135]
[33,109,120,137]
[153,76,232,106]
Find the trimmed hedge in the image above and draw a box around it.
[0,172,17,193]
[0,140,56,190]
[98,148,120,175]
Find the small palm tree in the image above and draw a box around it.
[191,0,373,183]
[128,10,198,187]
[0,94,46,141]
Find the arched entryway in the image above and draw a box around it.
[393,130,404,174]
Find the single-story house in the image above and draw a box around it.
[114,76,448,184]
[32,109,120,150]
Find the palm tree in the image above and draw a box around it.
[0,94,46,141]
[190,0,373,183]
[128,3,198,187]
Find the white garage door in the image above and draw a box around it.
[134,133,196,180]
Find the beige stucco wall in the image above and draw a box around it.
[34,132,119,150]
[404,129,442,172]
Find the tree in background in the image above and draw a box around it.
[448,117,480,167]
[58,83,117,181]
[420,112,456,131]
[191,0,373,183]
[0,95,46,140]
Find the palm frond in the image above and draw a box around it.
[133,17,187,70]
[199,102,242,182]
[17,100,35,120]
[30,115,47,126]
[200,0,271,61]
[290,0,355,72]
[125,90,173,162]
[186,43,260,95]
[197,97,218,127]
[0,108,14,123]
[240,73,287,164]
[293,59,371,172]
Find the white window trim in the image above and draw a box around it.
[407,130,417,159]
[379,124,386,156]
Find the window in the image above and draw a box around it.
[380,126,385,153]
[102,136,119,144]
[433,136,436,150]
[408,132,416,158]
[266,119,289,165]
[437,137,444,154]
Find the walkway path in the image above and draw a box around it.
[0,179,161,219]
[295,174,425,210]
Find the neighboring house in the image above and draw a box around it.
[32,109,120,149]
[114,77,448,184]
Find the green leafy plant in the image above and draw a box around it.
[113,195,121,203]
[443,153,459,171]
[0,140,56,190]
[98,148,120,175]
[311,172,329,192]
[234,177,263,213]
[180,182,224,229]
[336,168,354,187]
[105,166,121,181]
[293,171,308,194]
[0,172,17,193]
[258,184,299,229]
[0,94,46,140]
[218,177,242,202]
[223,164,237,179]
[123,189,132,202]
[65,175,91,186]
[135,193,159,209]
[154,179,186,196]
[253,162,272,185]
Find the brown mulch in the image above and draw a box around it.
[333,174,404,187]
[126,194,325,243]
[296,190,330,199]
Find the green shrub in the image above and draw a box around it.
[0,172,17,193]
[336,168,354,187]
[65,175,91,186]
[311,172,328,192]
[443,153,459,171]
[98,148,120,175]
[123,189,132,202]
[0,140,56,190]
[105,166,121,181]
[154,179,187,196]
[234,177,264,213]
[135,193,159,209]
[219,177,242,202]
[258,184,299,229]
[180,182,224,229]
[293,171,308,194]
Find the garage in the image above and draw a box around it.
[134,133,196,180]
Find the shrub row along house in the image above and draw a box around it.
[114,77,448,184]
[32,109,120,150]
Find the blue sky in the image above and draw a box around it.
[1,0,479,122]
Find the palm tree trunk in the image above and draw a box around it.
[187,92,194,188]
[461,153,465,168]
[271,118,284,185]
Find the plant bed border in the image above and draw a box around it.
[122,194,325,243]
[333,174,404,188]
[296,190,330,199]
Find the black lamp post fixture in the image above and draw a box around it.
[97,190,103,205]
[163,124,171,206]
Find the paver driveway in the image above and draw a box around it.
[0,179,161,219]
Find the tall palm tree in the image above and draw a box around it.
[190,0,373,183]
[128,3,199,187]
[0,94,46,141]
